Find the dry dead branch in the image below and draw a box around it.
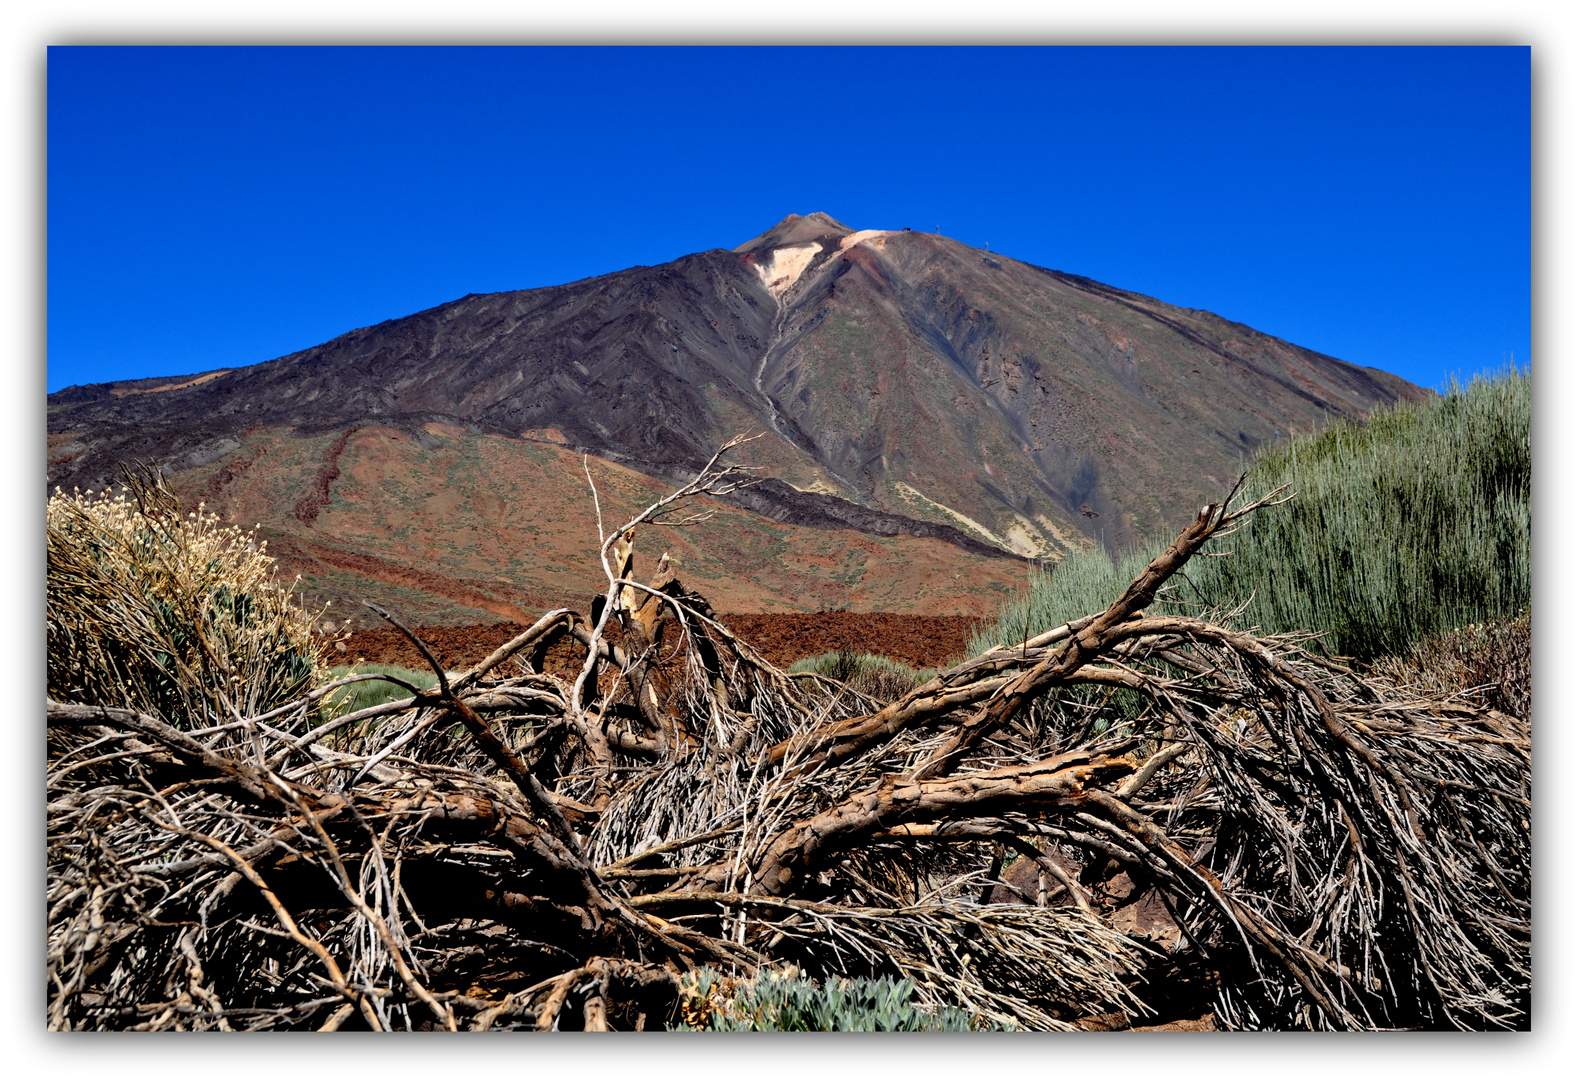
[46,452,1529,1030]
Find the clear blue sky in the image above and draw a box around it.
[46,45,1529,395]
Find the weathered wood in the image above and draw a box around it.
[46,460,1529,1031]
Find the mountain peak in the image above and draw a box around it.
[733,212,855,254]
[50,219,1426,592]
[801,211,852,231]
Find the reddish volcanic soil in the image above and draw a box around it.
[334,612,986,675]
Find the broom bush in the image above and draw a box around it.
[46,467,327,727]
[321,663,439,717]
[973,367,1531,662]
[1193,367,1529,659]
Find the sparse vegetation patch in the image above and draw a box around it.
[788,650,930,703]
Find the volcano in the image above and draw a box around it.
[48,213,1426,620]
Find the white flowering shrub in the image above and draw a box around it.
[46,467,327,727]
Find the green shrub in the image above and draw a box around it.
[971,367,1530,663]
[1190,367,1529,659]
[47,468,327,726]
[966,547,1161,659]
[789,651,930,702]
[321,663,439,718]
[679,968,984,1031]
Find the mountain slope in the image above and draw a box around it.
[143,422,1030,622]
[732,213,1425,553]
[48,213,1426,618]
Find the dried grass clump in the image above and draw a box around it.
[46,465,328,728]
[1370,611,1531,720]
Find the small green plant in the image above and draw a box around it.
[321,663,438,718]
[679,967,985,1031]
[789,650,930,702]
[47,467,327,727]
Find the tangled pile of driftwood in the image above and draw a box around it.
[46,442,1530,1030]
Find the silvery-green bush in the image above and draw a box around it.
[973,367,1530,662]
[682,968,983,1031]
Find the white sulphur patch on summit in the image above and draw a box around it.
[838,229,895,252]
[754,242,823,297]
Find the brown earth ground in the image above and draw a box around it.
[333,612,986,675]
[154,424,1036,627]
